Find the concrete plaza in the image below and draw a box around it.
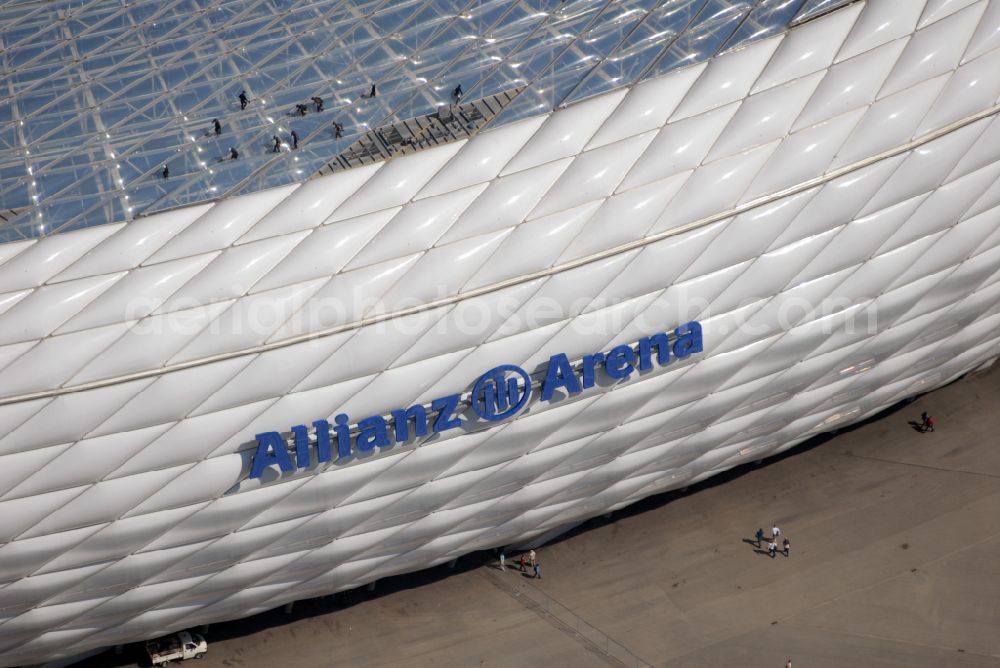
[86,362,1000,668]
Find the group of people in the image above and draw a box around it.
[499,548,541,578]
[164,77,459,180]
[754,525,790,559]
[271,130,301,152]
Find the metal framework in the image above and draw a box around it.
[0,0,851,242]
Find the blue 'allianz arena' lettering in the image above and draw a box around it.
[249,321,703,478]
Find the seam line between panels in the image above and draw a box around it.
[2,101,999,408]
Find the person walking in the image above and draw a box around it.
[498,550,506,572]
[272,135,281,153]
[533,562,541,579]
[213,118,222,135]
[520,554,527,572]
[924,415,935,432]
[755,528,765,548]
[229,147,239,160]
[452,84,463,103]
[239,90,248,110]
[290,130,299,149]
[785,660,792,668]
[368,82,376,98]
[161,164,169,179]
[311,96,324,112]
[333,121,343,138]
[772,524,780,541]
[529,549,536,567]
[768,540,777,558]
[782,537,790,558]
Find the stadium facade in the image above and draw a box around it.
[2,0,1000,663]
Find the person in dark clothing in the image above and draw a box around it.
[754,528,765,549]
[782,537,790,557]
[213,118,222,135]
[295,103,308,116]
[272,135,281,153]
[230,147,239,160]
[333,121,343,138]
[161,164,169,179]
[239,90,248,110]
[452,84,463,102]
[290,130,299,149]
[368,82,376,98]
[311,96,324,112]
[924,416,935,432]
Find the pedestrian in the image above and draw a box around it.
[295,103,308,116]
[529,549,536,567]
[768,540,776,558]
[333,121,343,138]
[785,660,792,668]
[499,550,505,572]
[311,96,324,112]
[230,147,239,160]
[213,118,222,135]
[161,164,169,179]
[290,130,299,149]
[272,135,281,153]
[368,82,376,98]
[782,537,790,557]
[533,562,540,579]
[755,528,765,548]
[924,415,935,432]
[772,524,780,541]
[520,554,527,572]
[452,84,463,102]
[239,90,248,110]
[920,411,928,429]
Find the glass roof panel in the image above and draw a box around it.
[0,0,859,242]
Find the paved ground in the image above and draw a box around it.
[87,362,1000,668]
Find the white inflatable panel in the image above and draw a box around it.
[670,37,783,121]
[587,63,706,149]
[752,2,863,93]
[838,0,925,62]
[54,205,211,282]
[0,225,119,293]
[880,1,985,97]
[618,102,737,191]
[794,39,908,132]
[963,0,1000,61]
[145,187,295,265]
[417,116,545,199]
[919,0,983,30]
[501,90,627,176]
[238,166,381,243]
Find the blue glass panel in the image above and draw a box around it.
[722,0,807,50]
[792,0,858,25]
[0,0,832,242]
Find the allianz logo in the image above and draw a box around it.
[249,321,704,479]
